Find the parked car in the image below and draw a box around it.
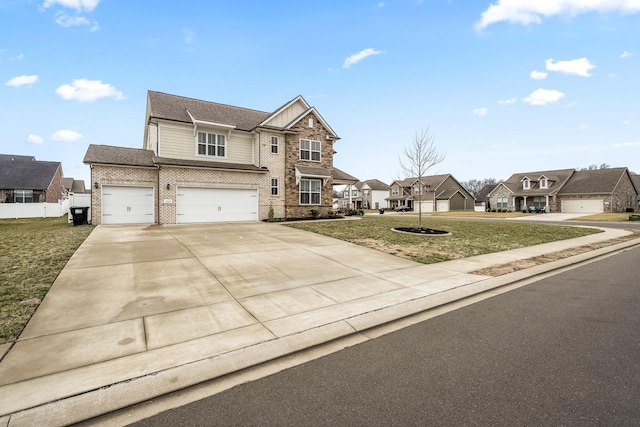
[394,205,413,212]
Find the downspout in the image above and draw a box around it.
[156,164,160,225]
[255,130,261,168]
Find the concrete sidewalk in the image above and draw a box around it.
[1,222,638,426]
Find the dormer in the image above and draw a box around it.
[538,175,549,189]
[522,177,531,190]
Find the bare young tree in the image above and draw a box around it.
[400,128,445,229]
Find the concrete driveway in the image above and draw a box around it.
[1,221,636,424]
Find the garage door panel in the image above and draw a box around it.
[177,187,257,223]
[102,186,154,225]
[561,199,603,213]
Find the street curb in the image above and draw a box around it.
[6,238,640,426]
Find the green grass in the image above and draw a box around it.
[572,213,636,222]
[287,216,601,264]
[0,216,93,344]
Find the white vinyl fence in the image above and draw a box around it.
[0,199,70,219]
[0,193,91,220]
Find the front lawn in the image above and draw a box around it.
[0,216,93,344]
[287,216,601,264]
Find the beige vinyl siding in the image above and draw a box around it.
[263,100,307,128]
[157,122,255,165]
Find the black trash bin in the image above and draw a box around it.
[70,206,89,226]
[379,208,385,214]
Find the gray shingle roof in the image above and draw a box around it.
[394,174,450,189]
[83,144,155,167]
[147,91,271,132]
[84,144,268,173]
[363,179,389,190]
[154,156,266,172]
[0,154,61,190]
[558,167,629,194]
[332,167,358,183]
[500,169,574,195]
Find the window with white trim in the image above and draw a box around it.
[197,132,226,157]
[300,139,321,161]
[540,178,548,189]
[391,187,399,196]
[271,178,279,196]
[300,179,321,205]
[270,136,279,154]
[496,197,508,209]
[523,178,530,190]
[533,196,546,209]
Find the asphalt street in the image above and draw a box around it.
[121,245,640,426]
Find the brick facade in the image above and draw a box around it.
[90,165,158,225]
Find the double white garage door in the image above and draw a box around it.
[177,187,257,223]
[561,199,604,213]
[102,186,257,224]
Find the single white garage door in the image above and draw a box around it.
[436,200,450,212]
[416,201,434,212]
[102,186,154,224]
[561,199,603,213]
[177,187,258,223]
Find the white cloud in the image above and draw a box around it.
[55,79,125,102]
[377,2,385,7]
[476,0,640,30]
[530,70,548,80]
[473,107,488,116]
[609,73,617,78]
[51,129,82,141]
[522,88,565,106]
[343,48,383,68]
[620,51,634,58]
[26,134,44,144]
[9,53,24,62]
[6,74,39,87]
[42,0,100,12]
[545,57,595,77]
[499,97,517,105]
[613,141,640,148]
[55,12,89,27]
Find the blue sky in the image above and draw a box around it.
[2,0,639,188]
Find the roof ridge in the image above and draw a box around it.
[148,90,270,114]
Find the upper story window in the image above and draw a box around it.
[271,178,279,196]
[391,187,399,196]
[540,178,548,189]
[197,132,226,157]
[352,190,358,197]
[300,139,321,162]
[308,118,314,128]
[414,186,422,195]
[364,189,370,196]
[271,136,279,154]
[523,178,530,190]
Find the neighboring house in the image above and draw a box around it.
[387,174,475,212]
[488,167,638,213]
[62,177,87,195]
[84,91,344,225]
[632,175,640,210]
[474,183,498,211]
[338,179,389,209]
[0,154,64,203]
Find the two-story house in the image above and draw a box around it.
[338,179,389,210]
[387,174,475,212]
[83,91,343,225]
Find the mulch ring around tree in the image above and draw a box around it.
[392,227,451,236]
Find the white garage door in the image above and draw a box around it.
[102,186,154,225]
[561,199,603,213]
[177,187,258,223]
[436,200,450,212]
[417,201,434,212]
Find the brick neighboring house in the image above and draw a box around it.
[488,167,638,213]
[61,177,87,195]
[84,91,345,225]
[338,179,389,210]
[0,154,64,204]
[633,175,640,211]
[387,174,475,212]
